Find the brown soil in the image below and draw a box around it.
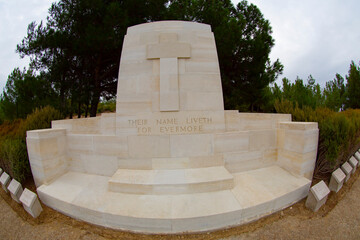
[1,171,360,240]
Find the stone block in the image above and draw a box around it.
[128,135,170,158]
[26,129,68,187]
[7,179,23,203]
[349,156,358,174]
[341,162,353,182]
[147,42,191,59]
[305,180,330,212]
[93,135,128,158]
[224,151,265,173]
[159,57,180,111]
[0,172,10,193]
[19,188,43,218]
[100,113,116,135]
[179,73,221,92]
[329,168,346,193]
[181,91,224,111]
[277,122,319,179]
[281,129,319,154]
[214,132,249,153]
[249,130,276,151]
[52,117,100,134]
[118,158,152,170]
[82,155,118,177]
[227,113,291,131]
[354,152,360,166]
[170,134,213,157]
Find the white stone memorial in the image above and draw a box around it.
[329,168,346,193]
[7,179,23,203]
[0,172,10,193]
[354,152,360,166]
[305,180,330,212]
[19,188,43,218]
[26,21,319,233]
[349,156,358,174]
[341,162,353,182]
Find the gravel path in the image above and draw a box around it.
[1,172,360,240]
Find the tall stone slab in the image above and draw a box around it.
[116,21,225,136]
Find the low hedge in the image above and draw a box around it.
[0,106,62,183]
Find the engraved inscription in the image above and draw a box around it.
[127,116,213,135]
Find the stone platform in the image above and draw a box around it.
[38,166,310,233]
[26,21,318,233]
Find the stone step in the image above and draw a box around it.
[118,156,223,170]
[108,166,234,194]
[37,166,311,233]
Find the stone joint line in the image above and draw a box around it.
[146,33,191,112]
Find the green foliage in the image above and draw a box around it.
[324,74,346,111]
[271,61,360,114]
[0,68,58,121]
[97,99,116,114]
[346,61,360,109]
[0,106,62,183]
[18,106,63,138]
[273,76,324,110]
[0,138,28,182]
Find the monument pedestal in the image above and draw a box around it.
[27,21,319,233]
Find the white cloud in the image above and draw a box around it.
[0,0,51,92]
[235,0,360,86]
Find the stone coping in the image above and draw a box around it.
[27,128,65,138]
[126,21,211,34]
[279,122,318,130]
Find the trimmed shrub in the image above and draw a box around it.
[0,106,62,183]
[17,106,63,138]
[0,138,28,182]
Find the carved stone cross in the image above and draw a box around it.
[147,33,191,111]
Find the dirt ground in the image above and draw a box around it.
[1,171,360,240]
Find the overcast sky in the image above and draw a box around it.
[0,0,360,92]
